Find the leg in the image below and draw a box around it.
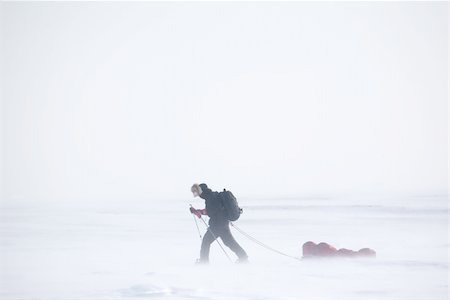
[219,226,248,260]
[199,228,217,262]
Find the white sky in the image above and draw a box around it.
[0,2,448,203]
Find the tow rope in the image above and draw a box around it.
[190,204,301,262]
[230,222,301,261]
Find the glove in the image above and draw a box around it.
[190,207,206,218]
[190,207,202,218]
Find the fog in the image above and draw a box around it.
[1,2,447,204]
[0,3,448,300]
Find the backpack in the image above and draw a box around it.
[219,189,242,221]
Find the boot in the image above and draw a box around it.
[195,258,209,265]
[235,256,249,264]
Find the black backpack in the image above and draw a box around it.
[219,189,242,221]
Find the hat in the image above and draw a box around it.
[191,183,203,197]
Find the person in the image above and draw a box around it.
[190,183,248,264]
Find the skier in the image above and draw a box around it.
[190,183,248,264]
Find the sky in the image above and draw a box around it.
[0,2,448,203]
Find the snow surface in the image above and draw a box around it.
[0,195,448,300]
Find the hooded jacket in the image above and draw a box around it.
[199,184,229,228]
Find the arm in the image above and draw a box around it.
[204,193,222,217]
[190,207,207,218]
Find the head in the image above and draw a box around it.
[191,183,203,198]
[191,183,210,198]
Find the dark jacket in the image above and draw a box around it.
[199,184,229,228]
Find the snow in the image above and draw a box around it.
[0,194,448,300]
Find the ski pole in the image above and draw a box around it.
[189,204,202,239]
